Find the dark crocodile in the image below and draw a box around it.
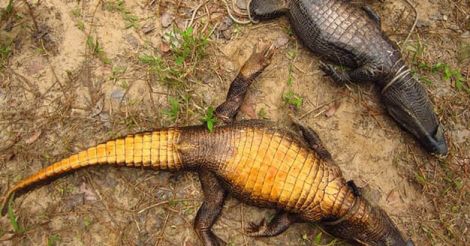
[249,0,448,156]
[1,47,413,246]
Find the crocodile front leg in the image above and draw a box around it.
[245,211,299,237]
[194,170,227,246]
[320,62,379,84]
[215,45,273,123]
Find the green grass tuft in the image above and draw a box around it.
[166,27,208,65]
[103,0,139,29]
[163,96,181,122]
[282,90,303,109]
[201,106,217,132]
[86,36,111,64]
[0,0,14,20]
[7,195,24,233]
[47,234,61,246]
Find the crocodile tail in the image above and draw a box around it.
[1,128,183,216]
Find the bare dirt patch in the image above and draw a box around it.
[0,0,468,245]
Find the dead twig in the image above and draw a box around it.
[222,0,250,24]
[187,0,209,28]
[299,99,338,120]
[402,0,418,45]
[154,211,170,246]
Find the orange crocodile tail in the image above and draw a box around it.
[1,128,183,216]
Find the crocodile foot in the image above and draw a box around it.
[239,44,274,81]
[199,231,226,246]
[245,212,297,237]
[245,218,269,237]
[319,62,351,84]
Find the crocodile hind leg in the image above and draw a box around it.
[319,62,378,84]
[249,0,288,20]
[215,45,273,123]
[245,211,299,237]
[194,170,227,246]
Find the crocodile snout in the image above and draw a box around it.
[424,124,448,157]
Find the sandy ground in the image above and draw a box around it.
[0,0,468,245]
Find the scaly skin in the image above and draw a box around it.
[1,121,408,246]
[1,45,411,245]
[250,0,448,156]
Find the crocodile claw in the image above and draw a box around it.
[319,62,350,84]
[239,44,274,81]
[245,218,268,237]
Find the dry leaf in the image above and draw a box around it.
[0,232,14,241]
[274,34,289,48]
[240,97,257,119]
[324,101,341,117]
[80,182,97,201]
[386,190,401,204]
[160,42,170,53]
[161,12,173,28]
[25,130,42,144]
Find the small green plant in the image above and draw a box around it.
[282,46,303,110]
[76,20,85,31]
[140,27,209,90]
[103,0,139,29]
[83,216,93,230]
[70,8,85,31]
[56,183,74,196]
[166,27,209,65]
[163,96,181,122]
[7,196,24,233]
[257,107,268,119]
[168,199,180,208]
[122,12,139,29]
[287,63,294,86]
[47,234,61,246]
[415,172,427,186]
[71,7,81,17]
[282,90,303,109]
[0,44,11,68]
[406,39,426,64]
[118,80,129,89]
[86,36,110,64]
[201,106,217,132]
[314,231,323,244]
[0,0,14,20]
[432,63,467,93]
[110,65,127,82]
[139,53,185,88]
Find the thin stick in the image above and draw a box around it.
[403,0,418,45]
[299,99,338,120]
[187,0,208,28]
[222,0,250,24]
[155,212,170,246]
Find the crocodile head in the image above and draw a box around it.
[322,203,414,246]
[381,74,448,157]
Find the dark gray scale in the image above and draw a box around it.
[249,0,448,156]
[289,0,396,80]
